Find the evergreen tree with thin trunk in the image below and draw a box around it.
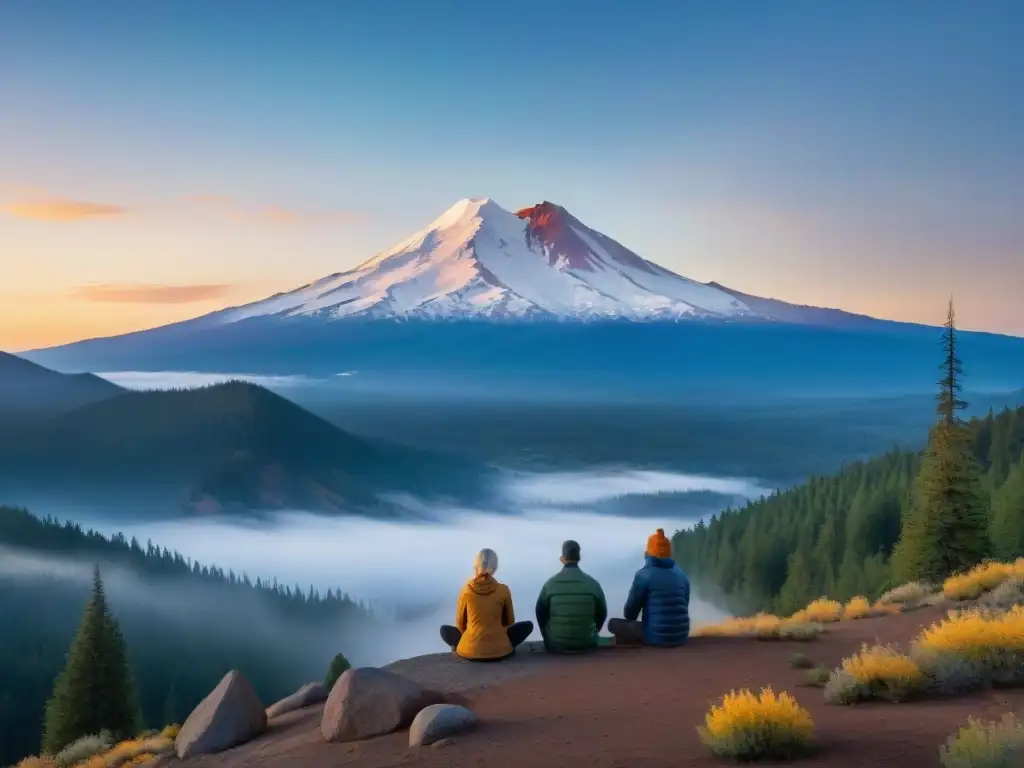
[893,299,990,583]
[42,566,141,754]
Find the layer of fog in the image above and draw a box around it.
[96,371,333,390]
[504,468,770,505]
[16,464,765,668]
[74,507,729,666]
[0,545,349,676]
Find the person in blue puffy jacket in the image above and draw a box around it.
[607,528,690,647]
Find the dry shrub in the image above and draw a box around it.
[824,643,924,704]
[698,686,814,761]
[979,577,1024,612]
[805,666,831,687]
[789,652,814,669]
[878,580,935,607]
[842,596,871,620]
[944,561,1024,602]
[54,733,113,768]
[779,622,823,641]
[17,759,58,768]
[70,735,174,768]
[939,713,1024,768]
[158,724,179,740]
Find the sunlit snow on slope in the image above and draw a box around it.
[211,198,754,323]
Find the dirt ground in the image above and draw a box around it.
[177,607,1024,768]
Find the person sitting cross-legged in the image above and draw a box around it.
[440,548,534,661]
[608,528,690,647]
[535,539,608,654]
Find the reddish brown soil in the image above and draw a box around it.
[178,606,1024,768]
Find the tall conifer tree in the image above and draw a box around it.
[893,299,989,582]
[42,566,140,754]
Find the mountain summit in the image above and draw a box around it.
[215,198,753,323]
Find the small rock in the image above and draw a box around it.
[266,682,327,718]
[175,670,267,759]
[409,704,478,747]
[320,667,448,743]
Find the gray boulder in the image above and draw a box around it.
[266,682,327,719]
[409,704,478,747]
[320,667,448,743]
[175,670,267,759]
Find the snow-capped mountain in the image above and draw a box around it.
[215,197,756,323]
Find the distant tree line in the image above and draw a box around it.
[674,302,1024,616]
[0,507,369,766]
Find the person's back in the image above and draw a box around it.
[610,529,690,647]
[440,548,534,661]
[456,573,515,660]
[536,540,607,654]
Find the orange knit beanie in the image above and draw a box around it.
[646,528,671,559]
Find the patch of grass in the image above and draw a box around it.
[939,713,1024,768]
[54,733,113,768]
[788,652,814,669]
[944,561,1024,602]
[698,686,814,761]
[824,643,924,704]
[804,666,831,687]
[841,596,871,620]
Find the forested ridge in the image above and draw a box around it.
[673,404,1024,616]
[0,506,369,766]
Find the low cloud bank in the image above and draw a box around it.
[79,507,732,665]
[97,370,320,390]
[504,468,770,505]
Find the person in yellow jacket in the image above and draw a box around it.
[440,548,534,661]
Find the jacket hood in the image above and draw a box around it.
[646,555,676,569]
[466,573,500,595]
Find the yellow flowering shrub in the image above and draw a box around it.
[911,604,1024,690]
[944,560,1024,601]
[691,613,822,641]
[842,596,871,620]
[869,600,904,616]
[797,598,843,623]
[698,687,814,761]
[159,724,180,740]
[824,643,924,703]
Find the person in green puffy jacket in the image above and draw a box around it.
[535,540,608,654]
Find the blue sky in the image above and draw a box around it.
[1,0,1022,348]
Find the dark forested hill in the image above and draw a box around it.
[0,505,370,766]
[0,351,123,421]
[0,381,493,517]
[672,406,1024,616]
